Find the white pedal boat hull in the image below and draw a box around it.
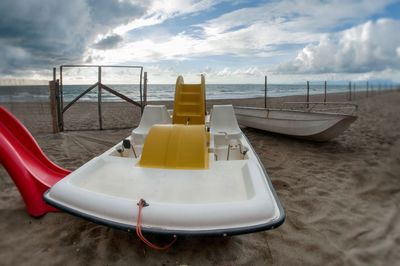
[44,134,284,236]
[234,106,357,141]
[45,103,285,236]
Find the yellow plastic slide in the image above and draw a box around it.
[139,75,209,170]
[172,75,205,125]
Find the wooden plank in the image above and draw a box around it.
[101,84,142,107]
[62,82,99,113]
[61,64,143,69]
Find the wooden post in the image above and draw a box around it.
[353,82,356,100]
[264,75,267,108]
[59,66,64,131]
[53,67,56,82]
[143,71,147,107]
[324,80,327,104]
[55,79,62,131]
[139,68,143,114]
[98,66,103,130]
[366,81,369,97]
[348,81,352,101]
[53,67,62,132]
[49,81,60,133]
[306,81,310,108]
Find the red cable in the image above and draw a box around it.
[136,199,177,251]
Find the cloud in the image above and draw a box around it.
[113,0,225,35]
[215,67,263,77]
[87,22,316,65]
[87,0,146,26]
[276,19,400,74]
[92,0,395,65]
[199,0,392,36]
[0,0,223,77]
[0,0,147,76]
[1,0,399,83]
[93,34,123,50]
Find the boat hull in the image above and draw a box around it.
[234,106,357,141]
[44,134,285,236]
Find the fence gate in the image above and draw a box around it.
[49,65,147,132]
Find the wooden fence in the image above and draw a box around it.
[49,65,147,133]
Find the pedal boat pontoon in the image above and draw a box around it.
[44,76,285,236]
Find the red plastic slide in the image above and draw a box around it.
[0,105,70,217]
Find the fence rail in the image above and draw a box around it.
[262,76,398,110]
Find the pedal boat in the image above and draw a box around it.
[44,76,285,236]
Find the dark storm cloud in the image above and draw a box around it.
[93,34,123,50]
[0,0,147,76]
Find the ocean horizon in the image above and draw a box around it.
[0,83,391,103]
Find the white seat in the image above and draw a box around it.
[131,105,171,145]
[210,105,242,141]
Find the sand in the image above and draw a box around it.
[1,90,399,265]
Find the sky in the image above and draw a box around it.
[0,0,399,84]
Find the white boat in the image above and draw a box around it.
[234,105,357,141]
[44,76,285,238]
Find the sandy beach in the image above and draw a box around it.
[1,90,399,265]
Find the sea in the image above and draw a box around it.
[0,83,379,103]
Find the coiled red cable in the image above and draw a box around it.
[136,199,177,251]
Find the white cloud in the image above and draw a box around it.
[87,20,317,64]
[199,0,392,37]
[276,19,400,74]
[113,0,223,35]
[95,0,395,64]
[86,0,400,83]
[215,67,263,77]
[3,0,399,83]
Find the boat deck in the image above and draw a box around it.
[73,155,254,204]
